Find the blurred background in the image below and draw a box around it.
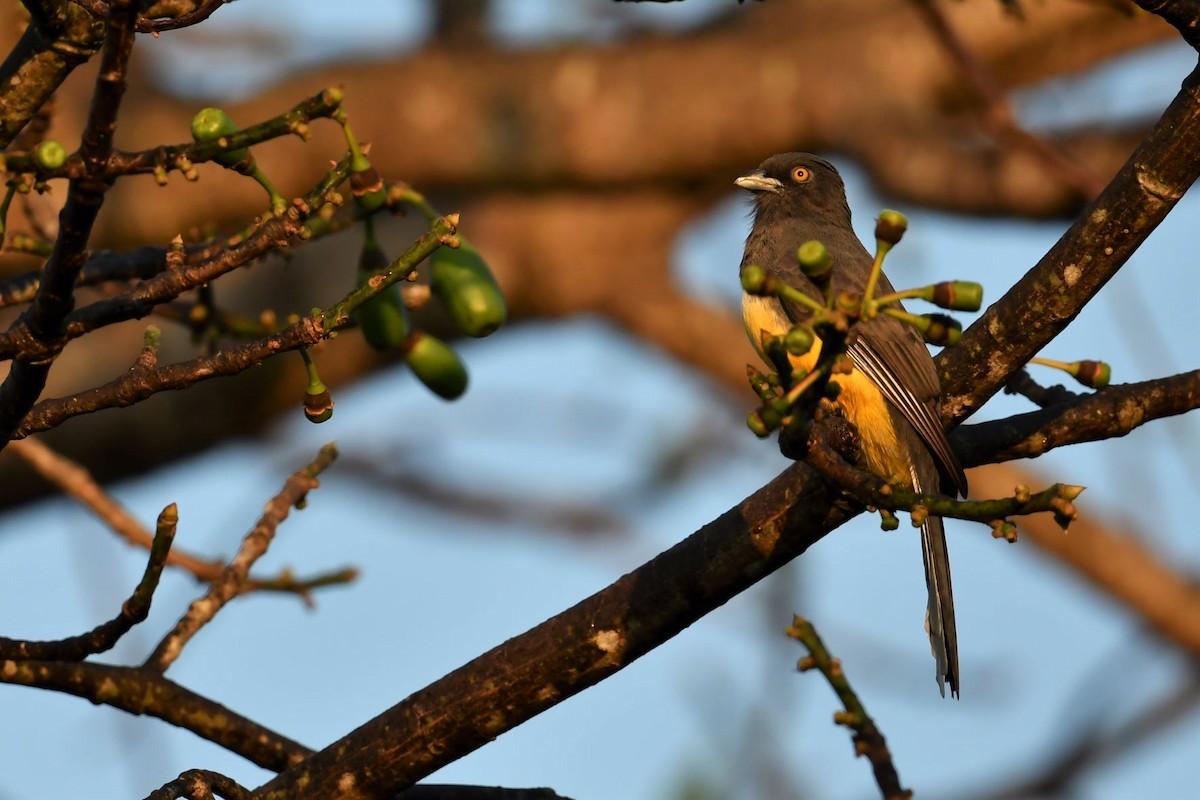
[1,1,1199,798]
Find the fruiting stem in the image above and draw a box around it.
[298,346,323,391]
[1030,356,1071,371]
[862,242,890,314]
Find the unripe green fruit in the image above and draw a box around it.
[350,163,387,211]
[303,389,334,423]
[190,107,238,141]
[430,239,506,338]
[1073,360,1111,390]
[354,286,409,351]
[741,264,767,295]
[921,313,961,346]
[931,281,983,312]
[33,140,66,171]
[784,325,815,356]
[747,409,772,438]
[404,331,468,400]
[190,107,249,167]
[875,209,908,245]
[797,240,831,282]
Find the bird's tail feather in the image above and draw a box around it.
[920,513,959,698]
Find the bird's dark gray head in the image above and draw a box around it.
[735,152,852,227]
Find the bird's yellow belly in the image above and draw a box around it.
[742,293,907,483]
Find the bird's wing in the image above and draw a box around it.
[768,246,968,495]
[847,324,968,496]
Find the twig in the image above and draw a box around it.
[0,658,311,770]
[952,369,1200,466]
[0,503,176,660]
[0,244,186,309]
[0,0,139,447]
[10,436,357,597]
[72,0,231,34]
[805,422,1082,528]
[253,457,857,799]
[144,444,339,672]
[4,87,344,181]
[941,58,1200,423]
[1003,368,1080,409]
[787,616,910,800]
[398,789,575,800]
[13,215,455,437]
[0,3,102,149]
[144,769,252,800]
[0,157,352,364]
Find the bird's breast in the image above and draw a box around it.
[741,292,907,483]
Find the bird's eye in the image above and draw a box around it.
[791,166,812,183]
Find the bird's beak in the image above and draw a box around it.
[735,170,783,194]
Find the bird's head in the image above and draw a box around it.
[735,152,852,226]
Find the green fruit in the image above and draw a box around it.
[1073,360,1111,390]
[350,163,387,211]
[33,140,66,171]
[875,209,908,245]
[190,107,249,167]
[796,240,830,281]
[354,285,409,351]
[430,239,506,338]
[931,281,983,312]
[740,264,766,295]
[404,331,468,400]
[303,389,334,423]
[920,313,961,347]
[784,325,815,356]
[190,107,238,141]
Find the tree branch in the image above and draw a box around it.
[0,0,138,445]
[253,459,854,799]
[941,60,1200,422]
[0,502,175,660]
[144,444,338,672]
[952,370,1200,466]
[12,435,357,596]
[788,616,910,800]
[0,658,311,770]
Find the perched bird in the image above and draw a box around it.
[736,153,968,697]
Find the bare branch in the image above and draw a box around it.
[0,502,175,660]
[144,444,338,672]
[788,616,910,800]
[941,62,1200,423]
[72,0,231,34]
[254,458,853,799]
[0,658,311,769]
[11,435,357,596]
[952,369,1200,466]
[143,769,252,800]
[13,213,453,437]
[0,0,139,445]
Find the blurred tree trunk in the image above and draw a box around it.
[0,1,1175,506]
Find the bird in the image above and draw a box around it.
[736,152,968,698]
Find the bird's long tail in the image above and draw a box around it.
[920,512,959,698]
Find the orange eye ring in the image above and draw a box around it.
[791,166,813,183]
